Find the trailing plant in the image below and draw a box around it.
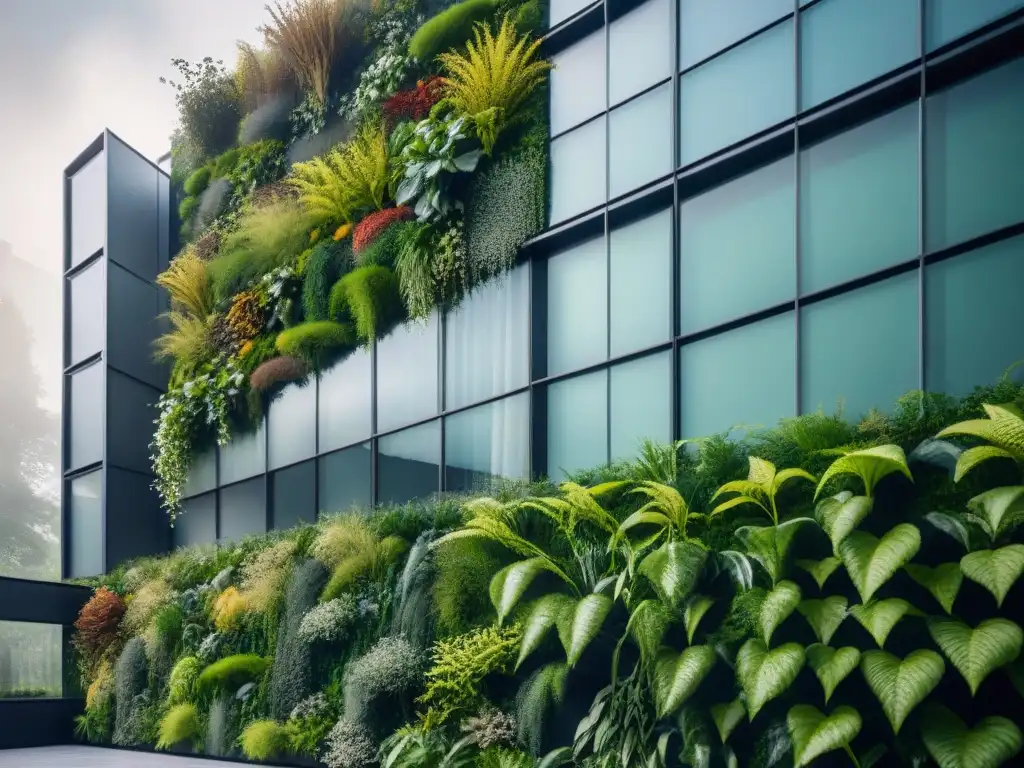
[297,594,360,644]
[270,558,329,720]
[343,635,425,727]
[321,717,377,768]
[408,0,499,64]
[113,638,148,746]
[276,320,355,369]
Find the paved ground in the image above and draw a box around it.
[0,746,289,767]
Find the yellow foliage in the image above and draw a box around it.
[310,515,377,569]
[239,539,297,614]
[334,223,352,241]
[157,248,216,319]
[212,586,249,632]
[86,659,114,711]
[122,579,172,635]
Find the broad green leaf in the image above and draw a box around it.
[815,444,913,499]
[928,617,1023,696]
[839,524,921,603]
[735,518,815,584]
[618,510,673,538]
[861,649,944,734]
[967,486,1024,542]
[627,599,670,664]
[748,457,778,485]
[711,698,745,744]
[565,594,613,667]
[920,704,1023,768]
[961,545,1024,608]
[538,747,574,768]
[797,597,848,645]
[517,593,575,670]
[712,494,765,517]
[924,511,973,553]
[955,446,1017,482]
[806,644,860,704]
[819,495,874,554]
[787,704,862,767]
[771,467,817,497]
[736,639,805,720]
[639,540,707,611]
[654,645,716,717]
[490,557,562,624]
[685,595,715,645]
[906,563,963,615]
[849,599,916,648]
[760,580,802,645]
[796,557,842,590]
[714,550,755,589]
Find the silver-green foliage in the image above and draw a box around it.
[322,718,378,768]
[343,635,425,726]
[297,594,360,645]
[113,637,148,746]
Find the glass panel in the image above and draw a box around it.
[926,0,1024,50]
[680,157,795,333]
[925,234,1024,396]
[319,444,372,514]
[107,262,163,389]
[609,84,673,198]
[550,0,594,28]
[547,235,607,375]
[547,370,608,481]
[800,0,919,110]
[801,272,919,419]
[268,381,316,470]
[679,0,793,70]
[0,622,62,698]
[219,420,266,485]
[69,258,104,365]
[272,460,316,530]
[800,104,919,293]
[550,119,607,224]
[610,209,671,357]
[70,151,106,268]
[926,58,1024,251]
[611,352,671,461]
[318,347,372,452]
[174,493,216,549]
[445,393,530,492]
[681,312,796,438]
[680,21,795,166]
[68,471,103,578]
[69,363,103,470]
[376,313,439,433]
[184,447,216,497]
[219,478,267,543]
[550,31,606,136]
[445,264,529,411]
[610,0,672,105]
[378,421,440,505]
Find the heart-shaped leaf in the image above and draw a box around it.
[787,704,862,767]
[815,444,913,499]
[961,545,1024,608]
[653,645,716,717]
[490,557,561,624]
[563,594,613,667]
[905,563,963,615]
[920,704,1023,768]
[928,617,1024,696]
[735,518,815,584]
[850,599,916,648]
[517,593,575,670]
[819,494,874,554]
[968,487,1024,543]
[796,557,842,590]
[924,511,973,553]
[711,698,745,744]
[639,540,707,611]
[797,597,848,645]
[839,524,921,602]
[806,644,860,704]
[736,639,805,720]
[760,580,802,645]
[861,649,944,734]
[684,595,715,645]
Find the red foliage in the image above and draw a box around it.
[352,206,415,254]
[74,587,126,665]
[382,76,446,128]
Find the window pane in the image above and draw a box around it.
[318,347,371,452]
[926,0,1024,50]
[800,104,919,293]
[547,236,607,375]
[0,622,62,698]
[550,0,593,28]
[378,421,440,505]
[926,234,1024,396]
[174,492,216,549]
[681,312,796,438]
[801,272,919,419]
[377,313,439,433]
[220,420,266,485]
[550,119,607,224]
[319,444,372,514]
[547,370,607,480]
[926,58,1024,251]
[184,447,216,497]
[69,363,103,470]
[70,151,106,268]
[219,478,266,543]
[800,0,918,109]
[68,470,103,578]
[445,264,529,411]
[272,460,315,530]
[610,0,672,105]
[611,209,671,357]
[69,258,104,365]
[550,32,606,136]
[268,381,316,470]
[611,352,671,461]
[680,158,795,333]
[610,84,673,198]
[679,0,792,70]
[680,21,795,166]
[445,394,530,492]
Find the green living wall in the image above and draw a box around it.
[71,376,1024,767]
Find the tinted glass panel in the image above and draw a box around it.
[378,421,440,504]
[679,0,792,70]
[107,262,163,388]
[70,151,106,268]
[610,210,671,357]
[926,58,1024,250]
[272,460,316,530]
[69,259,104,365]
[550,0,594,28]
[185,448,217,497]
[550,32,606,135]
[0,621,62,698]
[69,363,103,470]
[319,347,372,452]
[319,444,372,514]
[445,264,529,411]
[547,370,607,480]
[800,104,919,293]
[69,471,103,578]
[445,394,530,491]
[220,420,266,485]
[681,312,795,438]
[925,235,1024,396]
[610,0,672,105]
[106,136,160,281]
[609,84,673,198]
[377,314,438,433]
[800,0,918,109]
[268,381,316,470]
[926,0,1024,50]
[174,493,216,549]
[801,271,918,419]
[106,371,159,476]
[680,158,795,333]
[550,119,607,224]
[547,236,607,375]
[219,479,266,543]
[610,352,671,461]
[680,21,795,166]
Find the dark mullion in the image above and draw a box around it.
[370,337,378,508]
[603,0,611,467]
[437,310,446,494]
[678,12,794,77]
[917,0,928,397]
[313,373,321,521]
[669,0,681,442]
[793,0,803,416]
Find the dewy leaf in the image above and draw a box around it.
[711,698,746,744]
[566,594,613,667]
[967,486,1024,542]
[735,518,815,585]
[860,649,944,734]
[960,545,1024,608]
[490,557,561,624]
[927,617,1024,696]
[760,581,802,645]
[517,593,576,670]
[654,645,716,717]
[787,704,862,768]
[685,595,715,645]
[819,495,874,554]
[806,644,860,704]
[639,540,707,611]
[736,639,805,720]
[905,563,963,615]
[815,445,913,499]
[797,597,848,645]
[796,557,842,590]
[849,599,916,648]
[920,703,1023,768]
[839,524,921,603]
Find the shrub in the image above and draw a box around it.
[161,57,242,158]
[193,229,222,262]
[156,703,200,750]
[321,718,377,768]
[158,249,216,318]
[382,76,446,127]
[226,290,265,343]
[355,215,411,268]
[394,221,440,319]
[319,533,407,602]
[184,166,213,197]
[113,638,148,746]
[211,587,249,632]
[123,579,173,635]
[311,515,378,569]
[192,177,233,237]
[330,265,405,342]
[198,654,271,694]
[73,588,125,671]
[250,355,308,393]
[344,636,425,728]
[206,693,236,757]
[179,195,200,224]
[287,692,336,757]
[513,0,541,35]
[239,92,295,144]
[352,206,415,255]
[462,708,518,751]
[167,656,201,705]
[85,659,115,713]
[212,148,241,178]
[276,321,354,369]
[302,240,352,321]
[239,539,297,614]
[297,595,360,644]
[228,139,288,205]
[408,0,499,63]
[240,719,290,761]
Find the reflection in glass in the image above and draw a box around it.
[319,347,372,452]
[69,259,104,365]
[272,461,316,530]
[547,236,607,376]
[547,370,607,481]
[609,84,673,198]
[550,31,606,135]
[610,353,671,461]
[69,363,103,470]
[70,151,106,268]
[925,0,1024,51]
[0,621,62,698]
[268,381,316,470]
[219,479,267,543]
[679,0,792,71]
[550,119,606,224]
[445,394,529,492]
[184,447,216,497]
[377,314,438,433]
[549,0,595,29]
[610,210,671,357]
[319,444,372,514]
[174,493,216,549]
[69,471,103,578]
[378,421,440,505]
[610,0,672,105]
[219,420,266,485]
